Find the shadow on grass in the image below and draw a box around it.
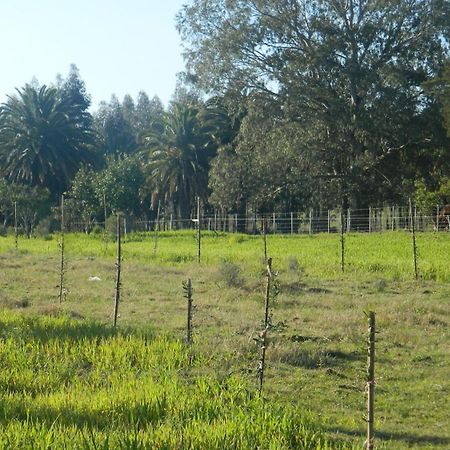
[327,426,450,447]
[272,345,362,369]
[0,313,153,343]
[0,397,168,429]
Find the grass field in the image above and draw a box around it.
[0,231,449,449]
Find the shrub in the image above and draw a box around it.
[218,261,244,288]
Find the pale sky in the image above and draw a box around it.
[0,0,187,109]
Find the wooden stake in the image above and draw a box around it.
[290,212,294,235]
[409,198,418,280]
[183,279,193,344]
[59,195,65,303]
[113,213,122,327]
[258,257,272,397]
[366,311,376,450]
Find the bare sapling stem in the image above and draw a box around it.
[59,194,65,303]
[366,311,376,450]
[258,257,273,397]
[196,197,201,263]
[14,201,18,251]
[340,209,345,273]
[183,279,194,344]
[113,213,122,327]
[153,201,161,256]
[409,198,418,280]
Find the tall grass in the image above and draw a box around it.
[0,312,353,449]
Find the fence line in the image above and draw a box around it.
[59,205,449,235]
[3,204,449,236]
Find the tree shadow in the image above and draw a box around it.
[0,314,152,344]
[326,426,450,447]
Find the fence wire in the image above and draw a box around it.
[57,206,450,235]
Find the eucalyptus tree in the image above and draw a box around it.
[178,0,450,207]
[0,83,96,194]
[94,95,137,155]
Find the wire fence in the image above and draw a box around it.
[60,205,450,235]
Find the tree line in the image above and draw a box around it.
[1,1,450,234]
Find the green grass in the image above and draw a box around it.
[1,230,448,281]
[0,312,350,449]
[0,231,449,448]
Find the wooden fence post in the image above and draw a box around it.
[409,198,418,280]
[368,207,372,233]
[309,209,313,235]
[366,311,376,450]
[59,194,65,303]
[327,209,330,234]
[347,208,351,232]
[113,213,122,327]
[290,212,294,235]
[197,197,201,264]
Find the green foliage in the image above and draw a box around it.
[0,180,50,236]
[0,83,96,193]
[142,102,217,218]
[65,166,100,231]
[414,178,450,213]
[425,61,450,136]
[95,155,146,217]
[178,0,450,208]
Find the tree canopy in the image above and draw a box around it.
[178,0,450,208]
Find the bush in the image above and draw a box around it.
[218,261,244,288]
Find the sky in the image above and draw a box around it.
[0,0,187,110]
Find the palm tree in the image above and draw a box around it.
[0,84,96,194]
[142,102,215,219]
